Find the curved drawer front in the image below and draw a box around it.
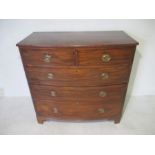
[26,65,129,86]
[78,48,133,66]
[35,101,121,120]
[31,84,126,101]
[20,48,75,66]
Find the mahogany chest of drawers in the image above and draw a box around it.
[17,31,138,124]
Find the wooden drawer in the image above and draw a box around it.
[26,64,129,86]
[30,85,126,101]
[78,48,133,66]
[20,48,75,66]
[35,101,121,120]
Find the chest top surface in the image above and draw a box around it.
[16,31,138,48]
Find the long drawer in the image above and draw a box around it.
[30,84,126,101]
[35,100,121,120]
[26,65,129,86]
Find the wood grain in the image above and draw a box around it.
[78,47,133,66]
[26,65,129,86]
[35,101,122,120]
[30,84,126,101]
[20,48,75,66]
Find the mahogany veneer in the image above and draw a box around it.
[17,31,138,124]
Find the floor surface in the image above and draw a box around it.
[0,96,155,134]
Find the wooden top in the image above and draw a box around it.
[17,31,138,48]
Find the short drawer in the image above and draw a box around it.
[78,48,134,66]
[30,84,126,101]
[20,48,75,66]
[26,64,129,86]
[35,101,121,120]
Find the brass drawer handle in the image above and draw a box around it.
[98,108,105,113]
[102,54,111,62]
[44,54,51,63]
[99,91,107,97]
[53,107,58,113]
[50,91,56,97]
[47,73,54,79]
[101,73,109,79]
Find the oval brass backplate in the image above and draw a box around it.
[50,91,56,97]
[101,73,109,79]
[44,54,52,63]
[47,73,54,79]
[102,54,111,62]
[53,107,58,113]
[99,91,107,97]
[98,108,105,113]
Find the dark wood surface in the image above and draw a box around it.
[17,31,138,48]
[30,84,126,101]
[35,101,121,120]
[78,47,133,65]
[17,31,139,124]
[20,47,134,66]
[20,48,75,66]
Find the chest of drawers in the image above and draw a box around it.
[17,31,138,124]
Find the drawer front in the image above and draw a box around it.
[20,48,75,66]
[78,48,133,66]
[30,85,126,101]
[26,65,129,86]
[35,101,121,120]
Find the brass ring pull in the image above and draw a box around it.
[98,108,105,113]
[47,73,54,79]
[99,91,107,97]
[50,91,56,97]
[102,54,111,62]
[101,73,109,79]
[44,54,51,63]
[53,107,58,113]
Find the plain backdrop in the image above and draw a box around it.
[0,19,155,97]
